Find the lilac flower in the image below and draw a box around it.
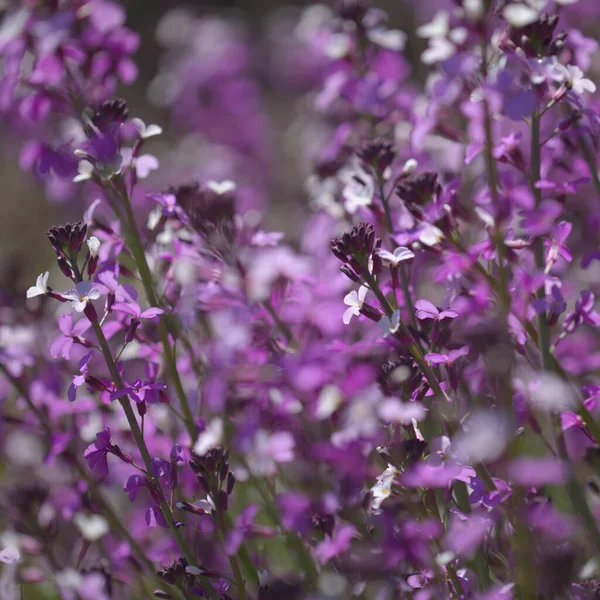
[313,524,357,565]
[506,458,568,486]
[425,346,469,366]
[50,314,91,360]
[564,291,600,333]
[544,221,573,273]
[68,352,94,402]
[110,379,166,404]
[83,428,114,477]
[415,299,459,321]
[63,282,101,313]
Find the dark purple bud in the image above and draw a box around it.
[176,501,207,516]
[390,265,399,289]
[111,445,133,465]
[357,138,395,173]
[196,474,211,496]
[217,490,228,512]
[136,401,147,418]
[226,472,235,495]
[340,265,360,283]
[125,319,140,343]
[88,255,99,276]
[360,303,382,322]
[219,460,228,481]
[57,256,74,279]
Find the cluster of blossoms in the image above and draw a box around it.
[3,0,600,598]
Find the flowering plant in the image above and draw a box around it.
[2,0,600,598]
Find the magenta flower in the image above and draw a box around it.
[544,221,573,273]
[50,314,92,360]
[83,428,114,477]
[313,524,357,565]
[111,301,164,321]
[414,299,459,321]
[564,290,600,333]
[68,351,94,402]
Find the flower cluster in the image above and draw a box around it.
[2,0,600,599]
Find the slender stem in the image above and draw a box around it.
[376,175,420,333]
[110,182,197,442]
[90,318,218,600]
[530,111,553,372]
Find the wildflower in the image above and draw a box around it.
[371,464,398,511]
[376,246,415,266]
[63,282,101,314]
[50,314,92,360]
[26,272,50,299]
[314,524,357,565]
[343,286,368,324]
[131,118,163,139]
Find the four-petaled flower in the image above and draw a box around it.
[27,272,50,298]
[415,299,459,321]
[84,428,114,477]
[564,291,600,333]
[343,286,368,325]
[63,281,101,313]
[376,246,415,266]
[543,221,573,273]
[50,314,91,359]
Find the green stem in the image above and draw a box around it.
[530,111,553,372]
[90,318,218,600]
[111,182,198,442]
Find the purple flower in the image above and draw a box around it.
[83,428,114,477]
[415,299,459,321]
[564,291,600,333]
[110,378,166,404]
[543,221,572,273]
[506,457,568,486]
[68,351,94,402]
[313,524,357,565]
[50,314,91,360]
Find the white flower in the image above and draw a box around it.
[452,411,510,463]
[343,286,368,325]
[377,246,415,266]
[73,513,109,541]
[26,272,49,298]
[565,65,596,95]
[73,159,94,183]
[316,385,343,420]
[402,159,419,175]
[131,118,163,139]
[367,28,406,51]
[419,224,444,247]
[342,169,374,214]
[422,37,456,64]
[378,398,427,424]
[371,464,398,511]
[417,11,449,39]
[62,281,101,313]
[207,180,236,195]
[86,236,101,257]
[503,5,539,27]
[194,418,223,456]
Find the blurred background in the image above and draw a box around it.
[1,0,598,295]
[0,0,441,294]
